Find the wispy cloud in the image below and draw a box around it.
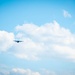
[41,68,56,75]
[11,68,41,75]
[0,68,41,75]
[0,67,75,75]
[63,10,72,18]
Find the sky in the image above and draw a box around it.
[0,0,75,75]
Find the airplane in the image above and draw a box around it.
[14,40,23,43]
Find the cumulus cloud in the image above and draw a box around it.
[63,10,72,18]
[0,30,14,52]
[1,21,75,61]
[13,21,75,61]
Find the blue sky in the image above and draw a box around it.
[0,0,75,75]
[0,0,75,32]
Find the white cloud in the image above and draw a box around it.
[63,10,72,18]
[0,68,41,75]
[11,68,41,75]
[1,21,75,61]
[13,21,75,61]
[0,66,75,75]
[0,30,14,52]
[0,71,10,75]
[41,68,56,75]
[0,68,10,75]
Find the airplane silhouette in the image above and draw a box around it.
[14,40,23,43]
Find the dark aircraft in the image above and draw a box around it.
[14,40,23,43]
